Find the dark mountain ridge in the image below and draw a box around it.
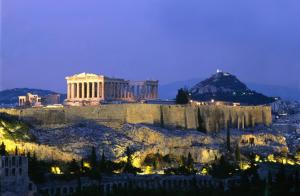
[190,71,276,105]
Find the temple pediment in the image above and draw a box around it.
[66,72,104,80]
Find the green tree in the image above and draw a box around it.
[123,147,141,174]
[186,152,195,173]
[160,105,164,128]
[176,88,190,104]
[197,108,205,132]
[15,146,18,156]
[89,146,97,170]
[226,118,231,152]
[68,159,80,175]
[0,142,7,156]
[99,151,106,173]
[235,143,241,162]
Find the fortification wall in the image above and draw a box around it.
[0,104,272,132]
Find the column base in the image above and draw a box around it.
[64,99,102,106]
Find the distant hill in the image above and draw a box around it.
[160,75,300,102]
[189,71,275,105]
[159,78,199,100]
[160,80,300,102]
[0,88,66,105]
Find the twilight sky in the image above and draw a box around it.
[1,0,300,93]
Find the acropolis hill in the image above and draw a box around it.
[0,104,271,132]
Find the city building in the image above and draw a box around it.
[42,94,61,105]
[0,155,36,196]
[18,93,42,107]
[36,174,240,195]
[64,72,159,106]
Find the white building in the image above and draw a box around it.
[18,93,42,107]
[64,72,159,106]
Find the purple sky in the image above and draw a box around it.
[1,0,300,93]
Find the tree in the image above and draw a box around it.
[0,142,7,156]
[197,108,205,132]
[235,143,241,162]
[186,152,195,172]
[176,88,190,104]
[226,118,231,152]
[160,105,164,128]
[89,146,97,170]
[123,147,141,174]
[26,151,31,158]
[210,155,236,178]
[99,151,106,173]
[15,146,19,156]
[68,159,80,175]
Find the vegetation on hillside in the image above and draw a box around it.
[0,112,35,142]
[175,88,190,104]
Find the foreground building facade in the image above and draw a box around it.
[0,155,36,196]
[64,73,158,106]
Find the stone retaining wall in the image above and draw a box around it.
[0,104,272,132]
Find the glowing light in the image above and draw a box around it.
[281,158,287,165]
[144,166,152,174]
[239,162,251,170]
[255,155,260,162]
[287,160,295,165]
[138,166,153,175]
[83,162,91,169]
[113,170,121,174]
[51,166,62,174]
[267,154,276,163]
[200,167,208,175]
[132,158,141,168]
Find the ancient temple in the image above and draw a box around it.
[64,73,158,106]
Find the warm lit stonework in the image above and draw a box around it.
[64,72,158,106]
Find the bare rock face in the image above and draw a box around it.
[121,125,221,166]
[30,123,223,166]
[236,132,288,156]
[28,122,292,168]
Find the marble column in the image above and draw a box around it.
[81,82,84,99]
[67,83,71,99]
[101,82,104,98]
[87,81,90,98]
[115,83,120,98]
[97,82,101,98]
[92,82,95,98]
[118,83,121,98]
[76,83,79,99]
[114,83,117,98]
[99,82,103,98]
[71,83,75,99]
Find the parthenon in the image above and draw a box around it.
[64,73,158,106]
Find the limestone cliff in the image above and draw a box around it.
[26,123,289,167]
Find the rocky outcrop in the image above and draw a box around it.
[26,123,289,167]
